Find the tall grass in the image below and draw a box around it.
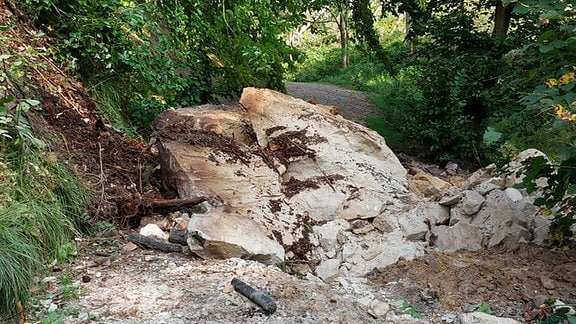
[0,152,89,321]
[89,81,138,138]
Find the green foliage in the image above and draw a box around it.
[476,302,491,314]
[0,23,89,321]
[390,300,423,319]
[23,0,316,137]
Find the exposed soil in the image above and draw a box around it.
[3,4,574,321]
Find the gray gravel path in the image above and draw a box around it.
[285,81,382,125]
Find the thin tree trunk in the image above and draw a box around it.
[338,4,349,68]
[492,2,514,38]
[339,10,349,67]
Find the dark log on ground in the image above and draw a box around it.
[127,233,184,253]
[168,228,187,245]
[231,278,277,314]
[147,197,207,214]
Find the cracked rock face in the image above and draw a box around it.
[154,87,413,270]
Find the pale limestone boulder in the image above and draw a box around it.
[397,202,450,241]
[186,209,284,265]
[155,87,410,266]
[341,231,424,276]
[315,258,341,282]
[471,190,532,248]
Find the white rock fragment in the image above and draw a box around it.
[140,223,169,241]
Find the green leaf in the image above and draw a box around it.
[539,44,554,53]
[0,54,12,60]
[25,99,40,106]
[534,197,547,206]
[512,4,531,15]
[0,96,13,106]
[0,26,9,31]
[541,10,560,19]
[477,302,491,314]
[552,39,566,49]
[539,30,556,41]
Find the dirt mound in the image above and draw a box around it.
[1,5,161,228]
[371,245,576,320]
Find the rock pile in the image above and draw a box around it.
[151,87,550,281]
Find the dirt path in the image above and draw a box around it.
[286,82,382,125]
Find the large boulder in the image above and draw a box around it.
[154,88,411,269]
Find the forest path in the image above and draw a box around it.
[285,81,382,125]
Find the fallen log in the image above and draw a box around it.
[127,233,184,253]
[231,278,277,314]
[147,197,207,214]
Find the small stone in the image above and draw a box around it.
[439,193,461,206]
[140,223,169,241]
[540,275,556,290]
[458,312,521,324]
[462,190,486,215]
[474,181,499,196]
[41,276,57,283]
[351,220,374,234]
[504,188,523,202]
[372,215,394,233]
[368,299,390,319]
[315,259,341,282]
[122,241,139,252]
[158,284,169,293]
[223,284,234,294]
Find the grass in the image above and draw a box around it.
[89,81,138,138]
[0,151,90,322]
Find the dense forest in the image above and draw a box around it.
[0,0,575,321]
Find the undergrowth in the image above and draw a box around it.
[0,20,90,321]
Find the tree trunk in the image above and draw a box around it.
[405,12,416,55]
[492,2,514,38]
[338,4,349,68]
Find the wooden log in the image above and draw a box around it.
[231,278,277,314]
[127,233,184,253]
[147,196,207,214]
[168,228,187,245]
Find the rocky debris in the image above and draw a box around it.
[403,150,550,252]
[151,87,556,291]
[60,252,434,323]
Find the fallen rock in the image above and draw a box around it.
[140,223,169,241]
[186,209,285,265]
[407,167,452,199]
[368,299,390,319]
[315,258,341,282]
[432,221,484,252]
[461,190,485,216]
[155,87,410,267]
[458,312,521,324]
[471,190,532,248]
